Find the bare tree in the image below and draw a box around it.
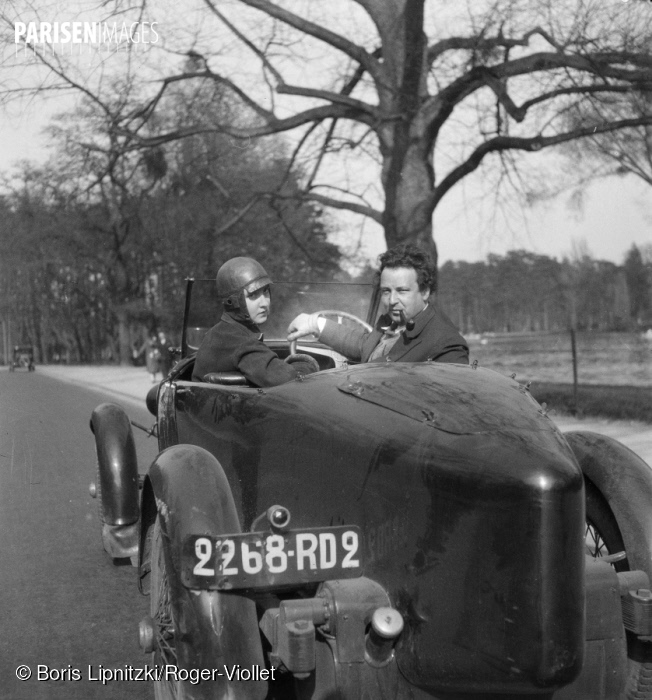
[4,0,652,267]
[563,86,652,189]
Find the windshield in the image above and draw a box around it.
[183,279,376,355]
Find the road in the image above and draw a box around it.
[0,369,159,700]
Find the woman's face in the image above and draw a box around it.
[244,285,271,325]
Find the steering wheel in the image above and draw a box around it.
[289,310,373,356]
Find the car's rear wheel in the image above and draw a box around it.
[585,477,627,569]
[584,476,652,700]
[150,515,180,700]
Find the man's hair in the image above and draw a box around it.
[378,243,436,293]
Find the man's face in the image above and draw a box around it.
[244,285,271,325]
[379,267,429,323]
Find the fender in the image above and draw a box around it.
[90,403,140,560]
[564,430,652,580]
[145,444,267,700]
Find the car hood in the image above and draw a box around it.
[336,363,550,435]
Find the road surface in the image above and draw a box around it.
[0,368,158,699]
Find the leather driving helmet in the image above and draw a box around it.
[216,257,273,323]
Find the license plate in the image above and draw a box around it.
[181,526,363,590]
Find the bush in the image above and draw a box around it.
[530,382,652,424]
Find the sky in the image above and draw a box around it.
[1,0,651,269]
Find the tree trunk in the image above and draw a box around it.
[381,140,438,281]
[116,308,132,366]
[372,0,439,272]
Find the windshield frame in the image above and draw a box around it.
[181,278,380,359]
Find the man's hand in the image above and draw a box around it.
[287,313,321,342]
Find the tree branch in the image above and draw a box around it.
[235,0,382,81]
[271,189,383,223]
[490,51,652,84]
[118,102,374,149]
[519,83,640,114]
[214,196,260,236]
[15,44,111,118]
[304,192,383,223]
[203,0,284,85]
[422,50,652,139]
[277,84,378,115]
[267,198,319,264]
[433,116,652,209]
[427,26,562,65]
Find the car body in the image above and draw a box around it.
[90,278,652,700]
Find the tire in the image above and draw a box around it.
[94,462,105,528]
[584,475,652,700]
[150,515,180,700]
[585,477,628,571]
[89,403,140,560]
[144,446,269,699]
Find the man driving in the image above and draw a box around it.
[192,257,319,385]
[287,244,469,364]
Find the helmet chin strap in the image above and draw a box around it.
[224,292,256,326]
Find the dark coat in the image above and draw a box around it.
[319,303,469,364]
[192,313,316,386]
[145,338,161,375]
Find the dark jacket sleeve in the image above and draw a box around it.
[320,306,468,365]
[233,341,316,387]
[192,321,317,387]
[317,321,375,361]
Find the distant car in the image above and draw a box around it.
[8,345,35,372]
[90,278,652,700]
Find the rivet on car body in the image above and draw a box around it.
[89,482,97,498]
[365,607,404,667]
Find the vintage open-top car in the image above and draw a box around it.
[90,278,652,700]
[8,344,35,371]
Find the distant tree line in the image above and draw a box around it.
[0,92,342,365]
[438,246,652,334]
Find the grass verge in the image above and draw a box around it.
[530,382,652,424]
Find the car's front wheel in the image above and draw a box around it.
[150,515,180,700]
